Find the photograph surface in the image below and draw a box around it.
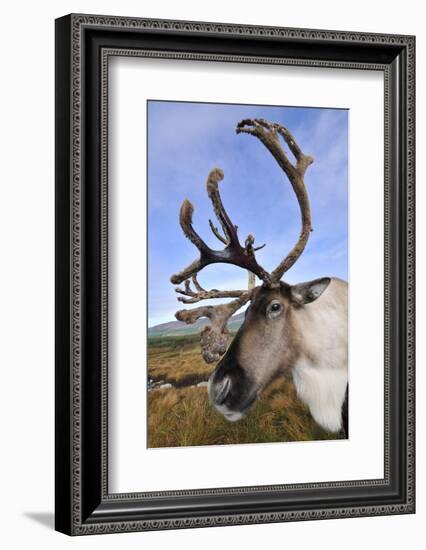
[147,100,348,448]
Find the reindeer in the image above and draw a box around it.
[170,118,348,436]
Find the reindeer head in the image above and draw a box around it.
[170,119,329,421]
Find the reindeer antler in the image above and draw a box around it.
[170,168,271,286]
[176,292,252,363]
[170,119,314,363]
[175,275,247,305]
[170,168,267,363]
[236,118,314,283]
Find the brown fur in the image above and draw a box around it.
[234,283,302,389]
[208,278,348,430]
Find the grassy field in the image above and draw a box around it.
[148,334,212,387]
[147,334,343,448]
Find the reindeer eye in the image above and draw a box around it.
[267,300,283,319]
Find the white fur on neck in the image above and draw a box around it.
[292,359,348,433]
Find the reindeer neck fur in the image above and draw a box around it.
[290,278,348,433]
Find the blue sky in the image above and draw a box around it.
[148,101,348,327]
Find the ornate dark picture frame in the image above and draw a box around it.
[55,14,415,535]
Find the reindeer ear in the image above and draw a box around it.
[290,277,331,305]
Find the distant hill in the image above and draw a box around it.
[148,312,245,338]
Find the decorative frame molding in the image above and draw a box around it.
[55,14,415,535]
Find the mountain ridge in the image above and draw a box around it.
[148,312,245,338]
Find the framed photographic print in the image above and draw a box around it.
[55,14,415,535]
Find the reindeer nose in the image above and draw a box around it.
[214,376,232,405]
